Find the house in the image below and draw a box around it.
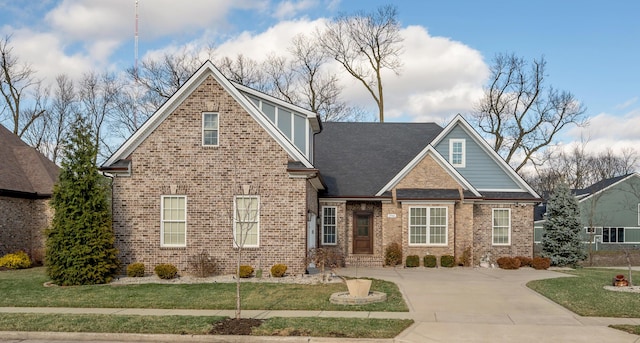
[0,124,59,262]
[534,173,640,250]
[101,61,540,274]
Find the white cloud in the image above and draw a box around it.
[615,96,638,110]
[273,0,318,19]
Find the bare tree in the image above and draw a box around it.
[217,54,268,92]
[0,35,47,137]
[472,53,588,172]
[45,74,76,163]
[318,4,403,122]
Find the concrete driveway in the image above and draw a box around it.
[339,266,640,343]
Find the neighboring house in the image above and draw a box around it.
[534,173,640,250]
[0,124,59,261]
[101,61,540,274]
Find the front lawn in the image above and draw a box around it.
[0,267,407,312]
[527,268,640,317]
[0,313,414,338]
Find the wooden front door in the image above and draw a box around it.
[353,212,373,254]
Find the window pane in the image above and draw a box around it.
[203,113,218,129]
[323,207,336,244]
[235,196,259,247]
[262,103,276,122]
[277,109,292,138]
[293,113,306,153]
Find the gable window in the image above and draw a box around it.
[322,206,337,245]
[202,112,219,146]
[603,227,624,243]
[234,196,260,248]
[492,208,510,245]
[409,207,447,245]
[161,195,186,247]
[449,139,465,167]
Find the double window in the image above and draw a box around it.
[202,112,219,146]
[234,196,260,248]
[409,207,447,245]
[492,208,511,245]
[449,139,465,167]
[161,196,186,247]
[322,206,337,245]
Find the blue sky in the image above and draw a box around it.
[0,0,638,155]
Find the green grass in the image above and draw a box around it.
[0,267,407,312]
[527,268,640,317]
[0,313,414,338]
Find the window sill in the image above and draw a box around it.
[160,246,187,250]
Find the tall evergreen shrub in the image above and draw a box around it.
[541,182,586,267]
[45,116,120,285]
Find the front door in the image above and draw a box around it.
[353,212,373,254]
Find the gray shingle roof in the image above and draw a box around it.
[0,124,59,198]
[396,188,481,200]
[314,122,443,197]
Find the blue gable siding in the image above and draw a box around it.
[434,125,520,190]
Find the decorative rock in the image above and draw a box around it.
[329,291,387,305]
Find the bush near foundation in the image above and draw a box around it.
[423,255,437,268]
[440,255,455,268]
[0,251,31,269]
[126,262,145,277]
[270,264,287,277]
[531,257,551,270]
[154,263,178,279]
[515,256,532,267]
[384,242,403,266]
[239,265,254,278]
[497,257,521,270]
[405,255,419,267]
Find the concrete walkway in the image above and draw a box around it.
[1,267,640,342]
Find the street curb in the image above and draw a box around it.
[0,331,395,342]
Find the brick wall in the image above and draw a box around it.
[473,203,534,265]
[0,196,51,262]
[395,153,461,189]
[111,75,309,275]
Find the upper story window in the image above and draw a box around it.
[202,112,219,146]
[449,139,465,167]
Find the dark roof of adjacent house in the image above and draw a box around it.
[0,124,59,198]
[575,173,633,197]
[314,122,444,197]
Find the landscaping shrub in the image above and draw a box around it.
[0,251,31,269]
[515,256,532,267]
[189,250,217,277]
[306,247,344,272]
[531,256,551,270]
[270,264,287,277]
[126,262,145,277]
[497,257,521,270]
[154,263,178,279]
[440,255,455,268]
[384,242,403,266]
[423,255,437,268]
[405,255,419,267]
[239,265,254,278]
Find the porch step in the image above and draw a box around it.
[345,255,384,267]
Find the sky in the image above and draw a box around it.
[0,0,638,159]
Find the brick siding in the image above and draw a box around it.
[0,196,51,262]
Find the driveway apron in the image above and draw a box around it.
[338,267,640,343]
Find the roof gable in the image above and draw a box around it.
[578,173,639,203]
[376,145,481,197]
[103,61,313,169]
[0,124,59,197]
[431,114,539,198]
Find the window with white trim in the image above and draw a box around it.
[161,195,186,247]
[409,207,448,245]
[492,208,511,245]
[603,227,624,243]
[322,206,337,245]
[638,203,640,226]
[202,112,219,146]
[449,139,465,167]
[234,195,260,247]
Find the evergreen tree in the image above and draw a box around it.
[45,115,120,285]
[541,182,586,267]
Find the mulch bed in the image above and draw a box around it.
[209,318,264,335]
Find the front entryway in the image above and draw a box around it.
[353,212,373,254]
